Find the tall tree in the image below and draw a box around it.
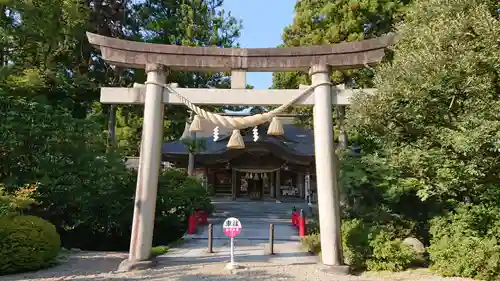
[348,0,500,204]
[111,0,242,155]
[272,0,411,129]
[0,0,242,155]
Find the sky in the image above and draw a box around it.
[221,0,296,89]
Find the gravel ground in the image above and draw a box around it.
[1,251,479,281]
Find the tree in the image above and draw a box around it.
[0,0,239,250]
[122,0,242,149]
[348,0,500,205]
[0,0,242,155]
[272,0,412,129]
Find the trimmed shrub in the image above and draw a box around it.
[428,204,500,280]
[0,215,61,275]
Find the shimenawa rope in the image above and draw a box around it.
[143,81,332,129]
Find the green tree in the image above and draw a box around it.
[349,0,500,205]
[121,0,242,150]
[272,0,411,129]
[0,0,242,155]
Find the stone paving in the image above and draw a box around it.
[175,198,316,265]
[162,238,318,266]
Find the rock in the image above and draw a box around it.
[402,237,425,254]
[117,258,158,272]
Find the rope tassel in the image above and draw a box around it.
[189,115,203,132]
[227,129,245,149]
[267,117,284,136]
[179,122,192,141]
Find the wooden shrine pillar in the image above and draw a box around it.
[297,172,305,199]
[270,172,276,198]
[209,168,216,195]
[231,169,237,201]
[275,169,281,200]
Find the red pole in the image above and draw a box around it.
[187,214,196,234]
[299,209,307,237]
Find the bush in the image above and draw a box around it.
[153,168,213,246]
[301,233,321,255]
[306,218,320,234]
[340,152,438,244]
[342,219,374,269]
[0,215,61,275]
[302,219,418,272]
[0,184,36,217]
[367,230,418,272]
[56,168,213,251]
[428,204,500,280]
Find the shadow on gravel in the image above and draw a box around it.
[0,252,127,281]
[175,269,290,281]
[88,268,292,281]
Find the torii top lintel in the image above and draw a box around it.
[86,32,396,72]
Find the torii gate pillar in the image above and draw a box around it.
[119,64,166,271]
[311,64,347,273]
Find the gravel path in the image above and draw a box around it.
[1,250,479,281]
[0,204,480,281]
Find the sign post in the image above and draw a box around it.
[223,217,242,269]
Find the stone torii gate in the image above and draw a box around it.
[87,32,392,273]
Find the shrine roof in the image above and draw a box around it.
[162,123,315,157]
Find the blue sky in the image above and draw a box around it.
[222,0,296,89]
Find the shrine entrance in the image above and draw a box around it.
[87,31,393,273]
[239,172,264,200]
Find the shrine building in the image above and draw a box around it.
[162,116,322,202]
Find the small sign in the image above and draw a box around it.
[223,217,242,238]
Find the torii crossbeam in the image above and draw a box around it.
[100,84,376,106]
[87,32,393,273]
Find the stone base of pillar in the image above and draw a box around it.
[117,258,158,272]
[319,264,350,275]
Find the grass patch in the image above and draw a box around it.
[149,237,185,258]
[150,245,169,258]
